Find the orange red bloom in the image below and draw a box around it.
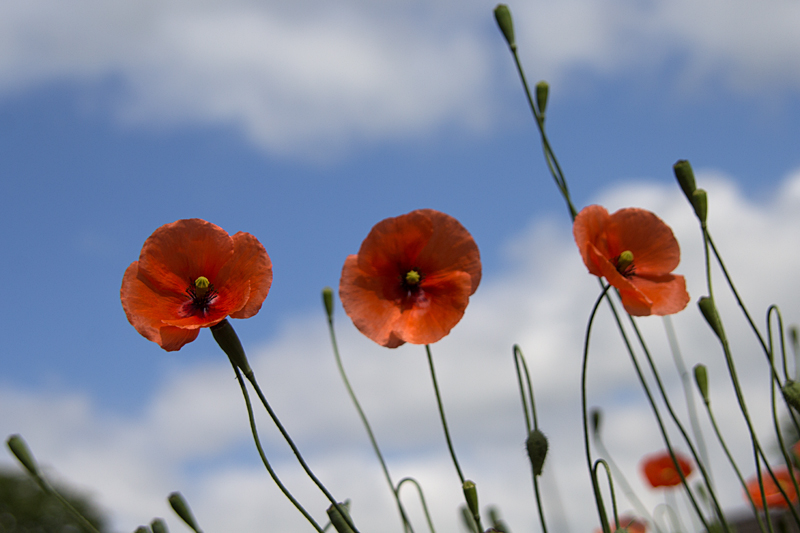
[594,516,647,533]
[573,205,689,316]
[339,209,481,348]
[641,450,693,488]
[121,219,272,351]
[745,467,799,509]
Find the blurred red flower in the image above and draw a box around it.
[746,467,799,509]
[339,209,481,348]
[121,219,272,351]
[573,205,689,316]
[594,515,647,533]
[641,450,693,488]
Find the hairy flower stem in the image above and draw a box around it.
[245,373,360,533]
[231,363,324,533]
[325,304,415,533]
[425,344,483,533]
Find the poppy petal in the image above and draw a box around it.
[630,274,690,316]
[225,232,273,319]
[606,209,681,275]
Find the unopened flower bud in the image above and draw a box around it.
[6,434,40,477]
[134,527,150,533]
[168,492,202,533]
[782,380,800,413]
[493,5,516,50]
[327,502,355,533]
[322,287,334,321]
[590,408,602,436]
[673,160,697,202]
[210,319,252,378]
[692,189,708,223]
[536,81,549,116]
[463,480,479,521]
[698,297,724,340]
[694,364,709,404]
[151,519,169,533]
[526,428,549,476]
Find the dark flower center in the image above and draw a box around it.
[185,276,217,315]
[613,250,636,278]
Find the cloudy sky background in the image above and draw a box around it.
[2,0,800,531]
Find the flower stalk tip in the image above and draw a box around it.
[463,480,480,520]
[526,428,549,476]
[536,81,549,116]
[590,408,602,436]
[210,319,252,378]
[168,492,202,533]
[134,527,150,533]
[692,189,708,224]
[673,159,697,201]
[322,287,335,322]
[151,519,169,533]
[694,364,709,404]
[698,297,724,340]
[493,4,516,50]
[6,434,40,477]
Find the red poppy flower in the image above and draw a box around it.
[594,516,647,533]
[573,205,689,316]
[641,450,693,488]
[339,209,481,348]
[745,467,799,509]
[121,219,272,351]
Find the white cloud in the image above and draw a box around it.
[3,168,800,532]
[2,0,800,158]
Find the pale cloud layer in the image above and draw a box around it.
[3,169,800,532]
[1,0,800,157]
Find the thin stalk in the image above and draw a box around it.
[232,363,324,532]
[326,309,414,533]
[397,477,437,533]
[424,344,483,533]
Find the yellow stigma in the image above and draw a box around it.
[616,250,634,271]
[405,270,421,285]
[194,276,211,297]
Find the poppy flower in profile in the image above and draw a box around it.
[573,205,689,316]
[745,467,799,509]
[339,209,481,348]
[121,219,272,352]
[641,450,693,488]
[594,515,647,533]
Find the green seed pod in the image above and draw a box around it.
[673,160,697,202]
[463,480,479,521]
[535,81,549,116]
[782,379,800,413]
[526,428,549,476]
[694,364,709,404]
[493,5,516,50]
[322,287,335,321]
[6,434,39,477]
[168,492,202,533]
[151,518,169,533]
[210,319,252,378]
[698,297,724,340]
[692,189,708,224]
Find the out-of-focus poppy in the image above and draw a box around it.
[641,450,693,488]
[573,205,689,316]
[745,467,799,510]
[121,218,272,351]
[594,515,647,533]
[339,209,481,348]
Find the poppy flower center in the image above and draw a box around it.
[613,250,635,277]
[184,276,217,316]
[404,269,422,287]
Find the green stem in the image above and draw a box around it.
[424,344,483,533]
[246,373,359,533]
[396,477,437,533]
[232,363,324,532]
[325,310,414,533]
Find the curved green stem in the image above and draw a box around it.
[232,363,324,532]
[397,477,437,533]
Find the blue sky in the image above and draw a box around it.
[2,0,800,531]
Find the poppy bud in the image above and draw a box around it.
[698,297,724,341]
[463,480,480,522]
[168,492,202,533]
[322,287,335,322]
[493,4,516,50]
[6,434,40,478]
[673,159,697,201]
[151,519,169,533]
[526,428,549,476]
[210,319,252,378]
[782,380,800,413]
[488,507,510,533]
[536,81,549,116]
[590,408,602,436]
[692,189,708,224]
[694,364,709,404]
[134,527,150,533]
[327,502,355,533]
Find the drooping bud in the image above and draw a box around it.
[535,81,549,116]
[673,160,697,201]
[692,189,708,224]
[590,408,602,437]
[151,518,169,533]
[210,319,252,378]
[168,492,202,533]
[463,480,480,523]
[327,502,355,533]
[6,434,40,478]
[782,380,800,413]
[694,364,709,404]
[698,297,724,341]
[493,5,516,50]
[322,287,334,322]
[526,428,549,476]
